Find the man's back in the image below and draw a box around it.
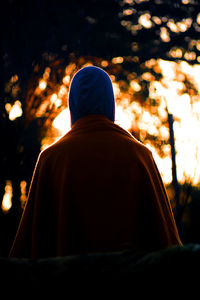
[10,115,181,258]
[9,66,181,258]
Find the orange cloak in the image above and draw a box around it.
[9,115,182,258]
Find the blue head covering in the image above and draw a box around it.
[68,66,115,125]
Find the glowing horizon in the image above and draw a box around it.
[43,59,200,187]
[3,58,200,213]
[4,59,200,188]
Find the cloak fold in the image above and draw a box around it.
[9,115,182,258]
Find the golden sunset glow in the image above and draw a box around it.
[36,59,200,188]
[20,181,27,209]
[39,79,47,91]
[5,56,200,190]
[160,27,170,42]
[112,57,124,64]
[5,100,23,121]
[52,108,71,136]
[1,181,13,213]
[151,59,200,185]
[50,93,62,109]
[138,13,152,29]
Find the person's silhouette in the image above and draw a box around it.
[9,66,182,258]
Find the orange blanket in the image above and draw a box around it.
[10,115,182,258]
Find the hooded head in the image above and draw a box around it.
[68,66,115,125]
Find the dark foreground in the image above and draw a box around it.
[1,243,200,295]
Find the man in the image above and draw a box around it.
[9,66,182,258]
